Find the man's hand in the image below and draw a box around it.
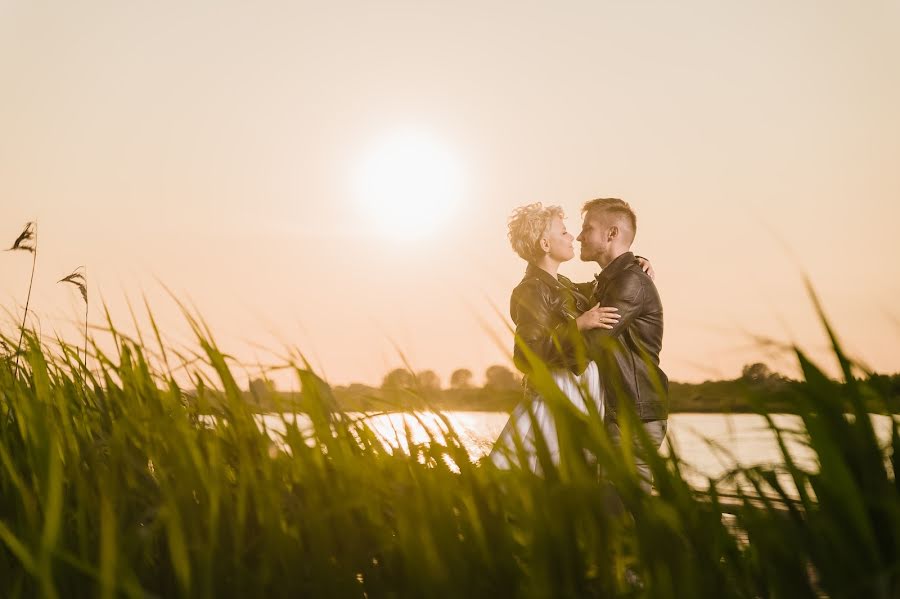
[636,256,655,280]
[576,305,620,331]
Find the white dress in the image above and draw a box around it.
[489,361,604,472]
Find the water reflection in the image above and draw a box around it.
[255,411,896,493]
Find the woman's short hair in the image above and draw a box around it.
[507,202,565,262]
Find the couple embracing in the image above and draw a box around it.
[490,198,668,492]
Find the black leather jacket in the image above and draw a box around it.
[510,264,592,378]
[583,252,668,422]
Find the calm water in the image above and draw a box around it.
[257,411,896,491]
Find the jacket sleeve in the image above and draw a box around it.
[511,282,583,374]
[583,271,645,347]
[573,280,595,300]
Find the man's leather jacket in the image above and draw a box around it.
[510,264,592,378]
[582,252,668,422]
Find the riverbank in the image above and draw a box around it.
[236,377,900,414]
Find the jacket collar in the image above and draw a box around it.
[525,262,564,289]
[594,251,635,285]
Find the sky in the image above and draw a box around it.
[1,0,899,388]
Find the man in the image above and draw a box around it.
[576,198,668,491]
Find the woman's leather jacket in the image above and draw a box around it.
[510,263,592,376]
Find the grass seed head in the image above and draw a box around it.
[59,267,88,303]
[7,221,36,253]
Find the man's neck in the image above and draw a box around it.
[598,247,628,269]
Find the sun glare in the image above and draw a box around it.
[354,130,464,239]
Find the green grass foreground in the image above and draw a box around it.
[1,310,898,598]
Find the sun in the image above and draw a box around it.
[354,129,464,239]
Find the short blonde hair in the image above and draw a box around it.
[582,198,637,242]
[507,202,565,262]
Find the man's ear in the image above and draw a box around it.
[608,226,619,241]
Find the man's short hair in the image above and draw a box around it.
[582,198,637,243]
[508,202,565,263]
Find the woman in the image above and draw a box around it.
[489,202,621,471]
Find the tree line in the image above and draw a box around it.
[245,362,900,414]
[380,365,522,392]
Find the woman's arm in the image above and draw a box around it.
[511,282,618,374]
[635,255,655,280]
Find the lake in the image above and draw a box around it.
[257,411,896,493]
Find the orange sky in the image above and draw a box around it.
[2,0,899,388]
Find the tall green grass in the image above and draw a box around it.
[0,305,898,598]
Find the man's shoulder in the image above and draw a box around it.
[604,263,660,303]
[609,264,650,287]
[617,263,664,307]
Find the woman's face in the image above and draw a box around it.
[542,215,575,262]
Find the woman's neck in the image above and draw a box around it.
[533,257,560,279]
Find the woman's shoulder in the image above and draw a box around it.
[510,270,559,309]
[509,276,559,324]
[511,275,548,300]
[512,267,560,294]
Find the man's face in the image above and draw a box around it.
[577,211,610,265]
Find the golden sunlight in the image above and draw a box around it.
[354,129,464,239]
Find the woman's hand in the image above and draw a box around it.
[576,305,620,331]
[636,256,655,280]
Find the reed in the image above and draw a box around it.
[5,222,37,377]
[0,302,896,598]
[58,266,88,377]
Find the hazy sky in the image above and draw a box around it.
[2,0,899,387]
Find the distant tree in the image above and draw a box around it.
[449,368,474,390]
[346,383,377,394]
[741,363,772,383]
[416,370,441,391]
[382,368,415,391]
[866,372,900,399]
[248,377,276,400]
[484,365,520,391]
[891,374,900,396]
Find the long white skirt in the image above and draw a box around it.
[489,361,604,472]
